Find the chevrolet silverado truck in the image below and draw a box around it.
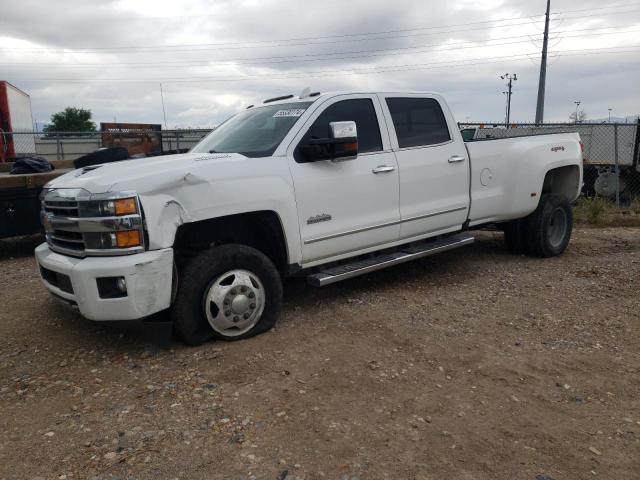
[36,91,583,345]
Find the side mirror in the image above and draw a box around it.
[299,121,358,162]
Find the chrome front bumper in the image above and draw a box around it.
[35,243,174,321]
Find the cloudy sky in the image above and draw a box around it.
[1,0,639,128]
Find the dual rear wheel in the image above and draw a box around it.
[504,193,573,257]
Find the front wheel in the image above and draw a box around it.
[172,244,283,345]
[524,193,573,258]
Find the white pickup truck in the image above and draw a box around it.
[36,91,583,344]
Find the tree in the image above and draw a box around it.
[43,107,97,133]
[569,110,587,123]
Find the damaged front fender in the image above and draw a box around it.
[140,194,191,249]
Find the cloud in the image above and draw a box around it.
[1,0,638,127]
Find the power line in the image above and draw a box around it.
[12,46,639,84]
[3,26,638,70]
[550,8,640,21]
[139,1,639,20]
[0,17,542,50]
[550,1,640,16]
[1,7,637,53]
[0,19,550,52]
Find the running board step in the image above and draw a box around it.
[307,233,474,287]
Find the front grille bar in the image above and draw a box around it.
[50,234,84,244]
[44,204,78,210]
[45,214,143,233]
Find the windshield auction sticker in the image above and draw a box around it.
[273,109,306,118]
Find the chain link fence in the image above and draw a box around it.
[2,122,640,208]
[1,129,212,163]
[459,121,640,209]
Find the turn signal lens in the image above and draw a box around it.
[114,198,137,216]
[115,230,141,247]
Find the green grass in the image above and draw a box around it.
[574,197,610,224]
[574,196,640,227]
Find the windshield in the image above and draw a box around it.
[191,102,313,157]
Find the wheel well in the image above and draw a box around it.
[542,165,581,201]
[173,211,288,273]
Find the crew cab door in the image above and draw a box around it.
[287,95,400,263]
[380,94,469,239]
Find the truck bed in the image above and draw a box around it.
[0,161,74,239]
[465,132,582,226]
[0,169,72,189]
[465,123,638,168]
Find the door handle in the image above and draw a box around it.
[448,155,465,163]
[372,165,395,174]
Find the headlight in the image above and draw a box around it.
[78,196,139,217]
[102,197,138,216]
[84,230,143,250]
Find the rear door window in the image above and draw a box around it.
[386,98,451,148]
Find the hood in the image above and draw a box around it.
[46,152,249,194]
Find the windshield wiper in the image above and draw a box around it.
[208,149,218,153]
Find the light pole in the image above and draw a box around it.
[608,108,612,123]
[574,101,581,124]
[501,73,517,127]
[160,83,168,130]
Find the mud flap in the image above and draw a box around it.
[142,313,174,349]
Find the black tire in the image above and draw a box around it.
[503,218,528,254]
[524,193,573,258]
[171,244,282,345]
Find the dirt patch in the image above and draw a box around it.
[1,228,639,480]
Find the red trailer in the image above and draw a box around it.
[0,81,35,162]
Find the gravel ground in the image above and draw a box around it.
[1,227,639,480]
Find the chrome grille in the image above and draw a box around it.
[50,229,85,252]
[43,198,86,256]
[43,200,80,217]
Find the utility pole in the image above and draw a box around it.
[535,0,551,124]
[574,100,581,124]
[501,73,517,127]
[159,83,168,130]
[608,108,612,123]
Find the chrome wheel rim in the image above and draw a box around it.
[202,269,265,337]
[547,208,567,248]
